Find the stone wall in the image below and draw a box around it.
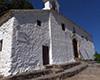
[51,12,95,61]
[0,17,15,76]
[77,34,95,60]
[52,11,93,42]
[50,13,75,64]
[10,10,50,75]
[0,10,95,76]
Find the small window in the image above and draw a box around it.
[73,27,76,33]
[37,20,41,26]
[0,40,3,51]
[61,23,65,31]
[81,36,84,38]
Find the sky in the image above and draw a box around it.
[31,0,100,53]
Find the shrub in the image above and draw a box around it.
[94,52,100,63]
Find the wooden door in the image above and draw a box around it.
[72,39,79,58]
[42,46,49,65]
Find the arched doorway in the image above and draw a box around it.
[72,39,79,58]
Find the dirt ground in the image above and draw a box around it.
[65,64,100,80]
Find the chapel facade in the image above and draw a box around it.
[0,0,95,76]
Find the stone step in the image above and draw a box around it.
[45,62,80,70]
[5,69,53,80]
[32,63,88,80]
[3,62,83,80]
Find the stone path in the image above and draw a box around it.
[65,64,100,80]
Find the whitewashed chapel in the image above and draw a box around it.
[0,0,95,76]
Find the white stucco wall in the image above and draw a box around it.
[79,37,95,60]
[0,17,15,76]
[43,1,52,10]
[9,11,50,75]
[0,10,95,76]
[70,34,95,60]
[50,13,75,64]
[43,0,59,12]
[50,12,95,62]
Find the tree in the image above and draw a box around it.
[0,0,34,16]
[10,0,33,9]
[0,0,5,4]
[0,0,10,16]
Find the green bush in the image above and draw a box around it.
[94,52,100,63]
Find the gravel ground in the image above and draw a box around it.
[65,64,100,80]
